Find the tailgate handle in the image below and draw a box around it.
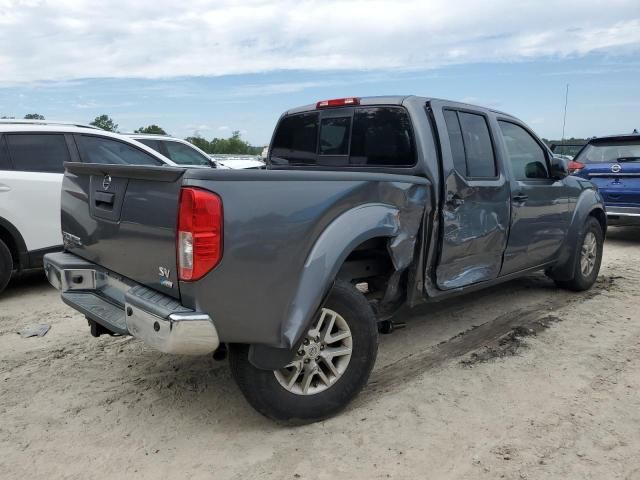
[94,191,115,209]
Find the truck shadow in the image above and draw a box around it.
[606,226,640,245]
[1,270,51,301]
[128,272,590,428]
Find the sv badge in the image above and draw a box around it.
[158,266,173,288]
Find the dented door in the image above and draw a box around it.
[428,102,510,290]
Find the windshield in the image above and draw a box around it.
[576,139,640,164]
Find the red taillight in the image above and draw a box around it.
[568,161,585,174]
[316,97,360,109]
[177,187,223,281]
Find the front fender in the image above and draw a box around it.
[550,186,605,281]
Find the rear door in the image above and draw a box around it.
[429,101,511,290]
[0,133,74,252]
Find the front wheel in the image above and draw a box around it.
[229,280,378,424]
[555,217,604,291]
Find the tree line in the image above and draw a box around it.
[1,113,261,155]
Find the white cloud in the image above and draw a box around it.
[0,0,639,82]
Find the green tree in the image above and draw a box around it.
[24,113,45,120]
[185,131,261,155]
[90,114,118,132]
[185,135,211,152]
[134,124,167,135]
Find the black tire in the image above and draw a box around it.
[555,217,603,292]
[229,280,378,424]
[0,239,13,295]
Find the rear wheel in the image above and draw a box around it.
[0,239,13,294]
[229,280,378,424]
[555,217,603,291]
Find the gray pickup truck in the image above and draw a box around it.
[44,96,606,423]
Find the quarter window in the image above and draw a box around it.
[77,135,163,166]
[498,121,549,180]
[443,110,496,178]
[5,134,70,173]
[443,110,467,175]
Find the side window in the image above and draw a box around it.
[443,110,467,175]
[163,141,211,166]
[136,138,162,153]
[5,134,70,173]
[319,117,351,155]
[498,121,549,180]
[271,112,319,165]
[443,110,496,178]
[0,137,11,170]
[458,112,496,177]
[350,107,416,166]
[77,135,163,166]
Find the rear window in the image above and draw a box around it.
[271,112,319,165]
[77,135,163,166]
[575,140,640,164]
[5,134,70,173]
[270,106,416,167]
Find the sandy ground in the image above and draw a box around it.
[1,227,639,480]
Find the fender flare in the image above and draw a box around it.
[0,216,28,269]
[248,203,401,369]
[282,203,401,347]
[550,188,605,281]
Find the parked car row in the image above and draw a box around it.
[0,121,233,293]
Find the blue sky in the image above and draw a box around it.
[1,0,639,145]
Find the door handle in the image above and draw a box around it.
[0,183,10,193]
[94,191,115,208]
[513,193,529,203]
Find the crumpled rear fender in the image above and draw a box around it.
[249,183,428,369]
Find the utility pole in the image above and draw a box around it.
[561,83,569,142]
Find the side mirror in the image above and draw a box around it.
[550,156,569,179]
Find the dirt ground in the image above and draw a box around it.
[1,227,639,480]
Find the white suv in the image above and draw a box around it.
[126,134,215,167]
[0,120,189,294]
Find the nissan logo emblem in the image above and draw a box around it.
[102,175,112,190]
[611,164,622,173]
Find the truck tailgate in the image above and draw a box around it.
[61,163,185,299]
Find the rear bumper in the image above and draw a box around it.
[606,206,640,225]
[44,252,220,355]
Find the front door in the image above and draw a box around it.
[429,102,511,290]
[496,120,570,275]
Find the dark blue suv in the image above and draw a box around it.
[570,134,640,225]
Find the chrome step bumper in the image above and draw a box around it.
[44,252,220,355]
